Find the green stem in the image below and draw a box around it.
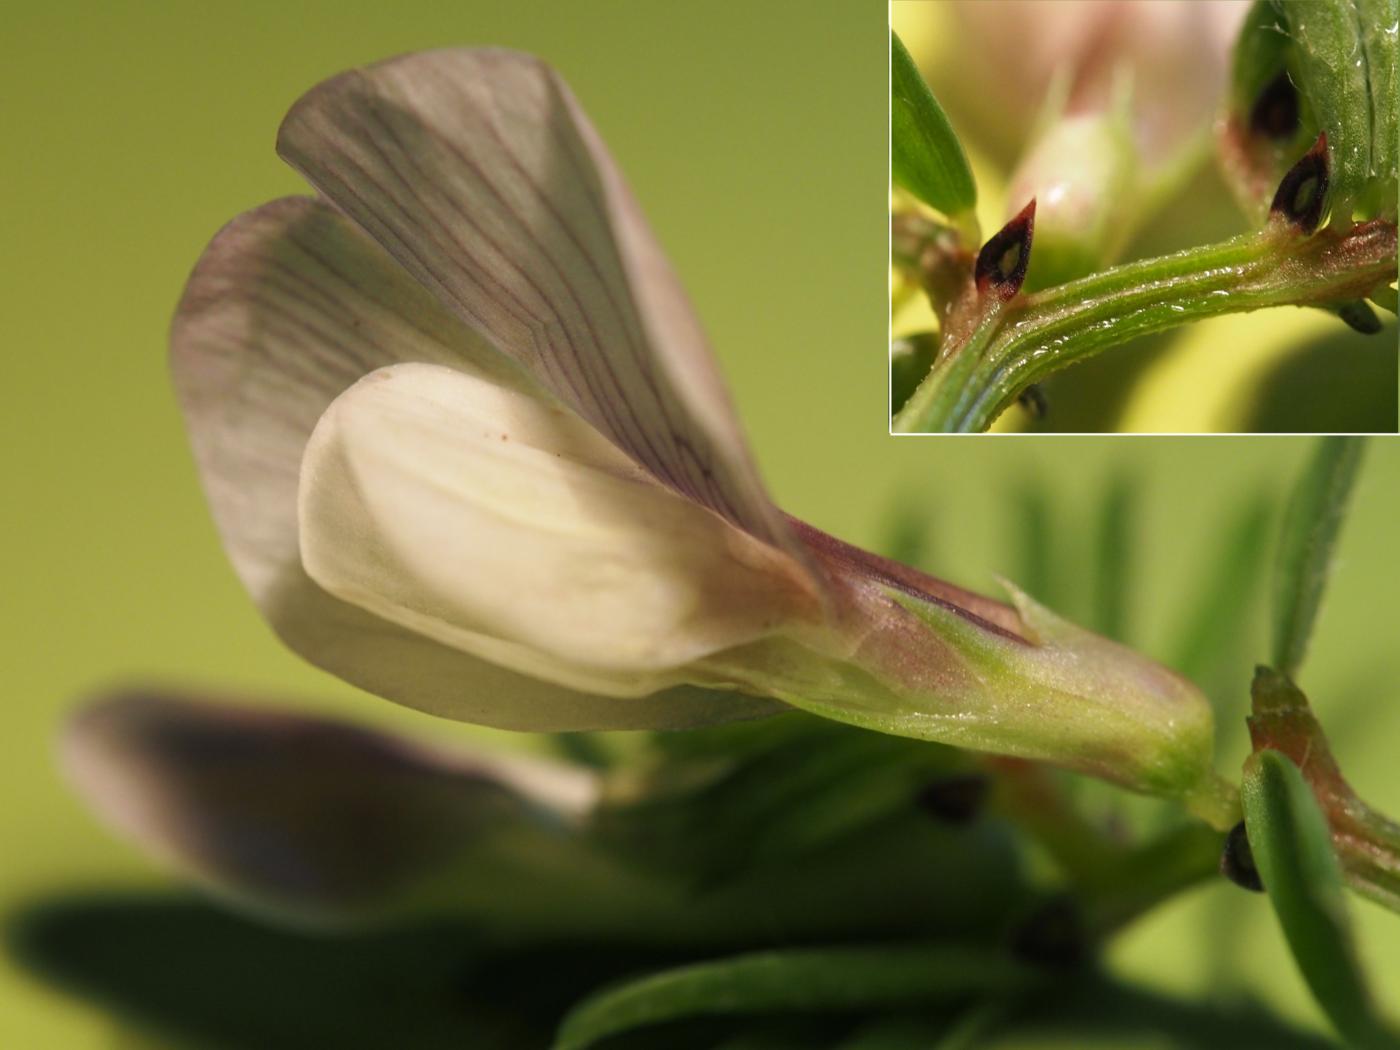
[990,759,1234,941]
[1185,773,1242,832]
[894,219,1398,433]
[987,759,1121,883]
[1084,822,1226,937]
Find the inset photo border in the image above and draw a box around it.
[890,0,1398,435]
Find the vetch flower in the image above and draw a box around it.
[62,688,604,926]
[173,49,1224,812]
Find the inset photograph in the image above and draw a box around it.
[891,0,1398,434]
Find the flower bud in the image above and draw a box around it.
[1006,112,1137,289]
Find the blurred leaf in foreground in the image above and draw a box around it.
[1270,436,1366,678]
[60,689,610,930]
[552,944,1037,1050]
[4,893,601,1050]
[891,30,977,239]
[1240,749,1397,1050]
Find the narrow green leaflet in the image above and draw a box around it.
[891,31,977,231]
[1013,477,1057,610]
[1241,750,1397,1050]
[552,945,1036,1050]
[1270,437,1367,678]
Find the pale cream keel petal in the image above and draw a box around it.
[171,196,773,729]
[299,363,822,697]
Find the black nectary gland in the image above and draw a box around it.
[975,199,1036,301]
[915,773,990,824]
[1270,132,1329,234]
[1250,70,1300,140]
[1220,820,1264,892]
[1336,299,1383,334]
[1017,384,1048,420]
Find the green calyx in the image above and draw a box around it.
[725,576,1226,820]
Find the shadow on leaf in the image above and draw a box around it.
[5,890,1344,1050]
[4,891,688,1050]
[1244,321,1397,434]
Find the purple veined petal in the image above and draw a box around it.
[61,688,600,923]
[170,196,778,730]
[275,48,809,570]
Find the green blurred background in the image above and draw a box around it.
[3,1,1399,1045]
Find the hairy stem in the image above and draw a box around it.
[894,219,1397,434]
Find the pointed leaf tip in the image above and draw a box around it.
[975,200,1035,301]
[1270,132,1330,234]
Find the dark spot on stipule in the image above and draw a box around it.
[915,773,990,824]
[1334,299,1383,334]
[976,199,1036,301]
[1220,820,1264,892]
[1250,70,1300,140]
[1270,132,1329,234]
[1017,384,1047,420]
